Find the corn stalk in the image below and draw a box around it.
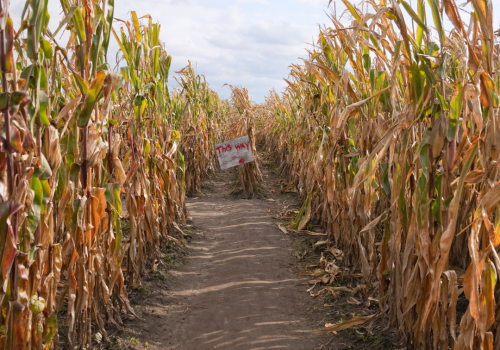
[225,85,263,196]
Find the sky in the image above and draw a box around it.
[9,0,500,103]
[110,0,336,102]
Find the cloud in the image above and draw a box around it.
[115,0,334,101]
[16,0,499,102]
[9,0,333,101]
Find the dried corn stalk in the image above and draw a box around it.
[225,85,263,196]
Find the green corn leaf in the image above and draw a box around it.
[10,91,30,114]
[419,143,430,178]
[90,21,104,75]
[393,41,402,62]
[69,163,80,189]
[341,0,361,22]
[112,209,122,257]
[105,183,122,214]
[416,0,425,46]
[144,139,151,159]
[73,73,89,95]
[0,92,9,110]
[27,0,46,59]
[41,179,51,213]
[156,83,165,113]
[427,0,446,46]
[112,26,131,65]
[120,66,129,82]
[152,24,159,76]
[37,64,48,90]
[77,70,106,127]
[435,90,449,110]
[448,82,464,140]
[27,176,43,237]
[72,7,86,43]
[40,39,52,61]
[134,94,147,119]
[401,0,429,34]
[420,58,437,86]
[28,244,43,263]
[438,53,448,80]
[43,314,58,349]
[134,44,142,69]
[102,0,114,55]
[38,90,50,126]
[164,55,172,84]
[5,17,13,73]
[131,11,142,43]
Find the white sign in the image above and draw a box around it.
[215,136,254,170]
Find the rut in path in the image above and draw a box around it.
[133,169,325,350]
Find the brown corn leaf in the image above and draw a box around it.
[315,314,376,333]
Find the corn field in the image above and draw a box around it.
[1,0,500,348]
[260,0,500,348]
[0,0,230,348]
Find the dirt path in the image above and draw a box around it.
[113,168,328,350]
[167,169,323,349]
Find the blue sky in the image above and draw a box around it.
[10,0,500,102]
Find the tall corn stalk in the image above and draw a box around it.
[225,85,263,196]
[261,0,500,348]
[175,63,229,196]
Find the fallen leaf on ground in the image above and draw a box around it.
[315,314,376,333]
[278,224,288,234]
[326,247,344,259]
[173,222,189,236]
[313,240,328,247]
[347,297,361,305]
[290,229,327,236]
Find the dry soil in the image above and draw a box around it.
[109,166,329,350]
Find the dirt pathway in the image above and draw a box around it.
[167,169,321,349]
[115,168,327,350]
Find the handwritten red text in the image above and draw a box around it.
[234,142,250,154]
[216,142,250,155]
[216,144,232,155]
